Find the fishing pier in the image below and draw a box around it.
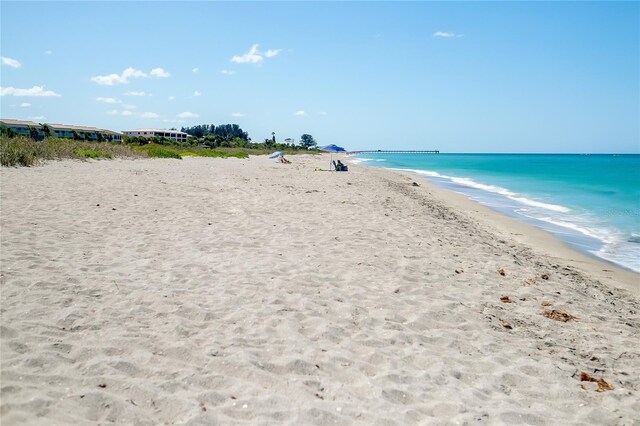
[346,150,439,155]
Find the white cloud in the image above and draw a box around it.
[168,96,176,101]
[220,69,235,75]
[294,110,306,116]
[231,112,245,117]
[96,97,119,104]
[192,67,200,73]
[150,67,170,78]
[433,31,463,38]
[318,111,328,116]
[20,102,31,108]
[29,116,46,120]
[232,44,263,64]
[91,67,147,85]
[123,68,147,78]
[1,85,61,97]
[124,91,146,96]
[45,50,53,55]
[121,110,134,116]
[193,90,202,96]
[107,109,119,115]
[141,112,159,118]
[265,49,281,58]
[178,111,199,118]
[231,44,281,64]
[122,104,137,110]
[2,57,21,68]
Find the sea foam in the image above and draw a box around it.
[399,168,571,213]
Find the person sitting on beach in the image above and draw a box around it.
[279,154,291,164]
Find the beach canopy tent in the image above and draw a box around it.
[318,145,346,170]
[268,151,283,159]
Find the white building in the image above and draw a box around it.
[122,129,188,143]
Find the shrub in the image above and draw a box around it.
[0,137,44,166]
[189,149,248,159]
[136,144,182,159]
[73,148,112,159]
[1,136,305,167]
[0,136,145,167]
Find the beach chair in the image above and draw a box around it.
[333,160,348,172]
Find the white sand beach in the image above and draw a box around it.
[1,154,638,425]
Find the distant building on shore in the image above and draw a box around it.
[122,129,188,143]
[0,119,122,142]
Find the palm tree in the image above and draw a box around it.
[40,123,52,139]
[1,126,17,138]
[28,126,39,141]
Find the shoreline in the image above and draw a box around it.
[380,166,639,296]
[1,154,638,424]
[347,157,639,295]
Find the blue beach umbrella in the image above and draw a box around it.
[269,151,283,159]
[318,144,346,152]
[318,145,346,170]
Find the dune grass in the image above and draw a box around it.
[135,144,250,159]
[1,137,312,167]
[135,144,182,159]
[0,137,44,167]
[181,149,249,159]
[73,148,113,159]
[0,137,146,167]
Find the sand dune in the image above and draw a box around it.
[1,155,638,424]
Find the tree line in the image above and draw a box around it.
[181,124,249,141]
[176,123,319,151]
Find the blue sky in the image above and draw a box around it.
[1,1,638,153]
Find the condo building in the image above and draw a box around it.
[122,129,188,143]
[0,119,122,142]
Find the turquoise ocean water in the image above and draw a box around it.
[349,154,640,272]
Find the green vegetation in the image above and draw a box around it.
[181,123,250,146]
[135,144,182,159]
[180,149,249,159]
[300,134,317,149]
[1,132,320,167]
[134,144,250,159]
[0,137,144,167]
[0,137,43,167]
[174,123,320,152]
[73,148,113,159]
